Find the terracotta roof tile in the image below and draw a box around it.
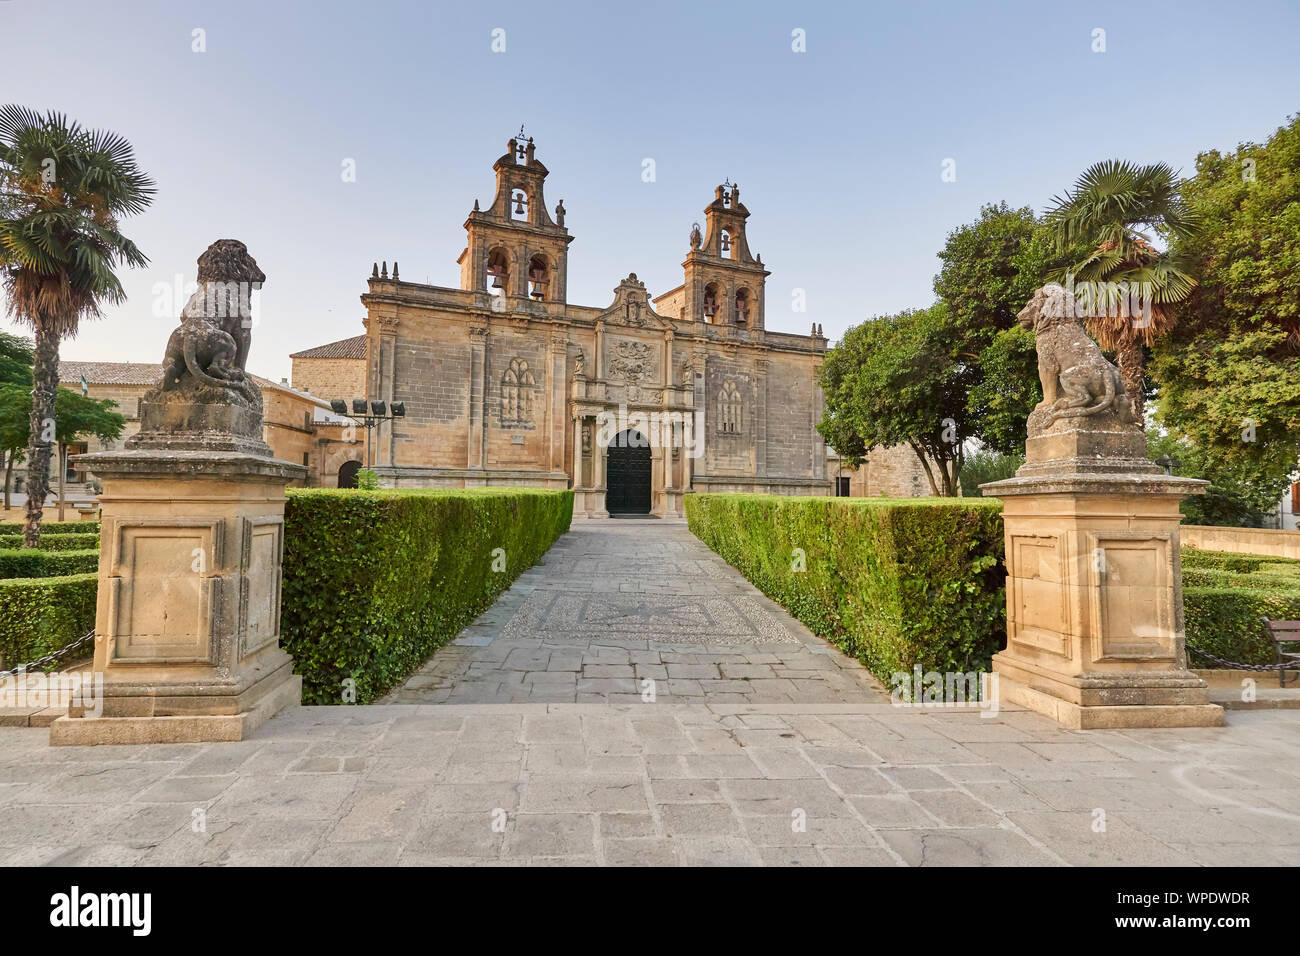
[289,334,367,359]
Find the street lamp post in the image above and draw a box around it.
[329,399,406,470]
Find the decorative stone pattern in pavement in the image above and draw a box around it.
[380,518,887,705]
[1,703,1297,866]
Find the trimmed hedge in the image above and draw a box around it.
[1184,586,1300,666]
[0,520,100,535]
[0,573,97,670]
[0,532,99,551]
[1183,566,1300,592]
[685,494,1006,681]
[1181,547,1295,573]
[281,487,573,704]
[1181,548,1300,667]
[0,548,100,580]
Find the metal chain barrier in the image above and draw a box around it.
[0,630,96,682]
[1186,642,1290,673]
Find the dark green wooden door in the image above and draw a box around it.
[606,431,651,514]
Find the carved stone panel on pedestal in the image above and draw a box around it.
[1088,531,1175,662]
[106,518,223,664]
[1008,534,1070,658]
[239,516,285,658]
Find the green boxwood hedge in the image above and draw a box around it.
[0,548,100,580]
[685,494,1006,681]
[0,572,97,671]
[1180,548,1300,667]
[0,532,99,551]
[281,487,573,704]
[1184,586,1300,667]
[0,520,100,536]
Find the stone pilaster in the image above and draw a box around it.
[467,325,489,469]
[755,358,768,477]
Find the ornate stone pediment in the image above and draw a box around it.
[599,273,666,329]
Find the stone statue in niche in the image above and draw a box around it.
[573,349,585,377]
[1018,284,1136,437]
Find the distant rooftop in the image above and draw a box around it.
[289,334,367,360]
[57,360,330,406]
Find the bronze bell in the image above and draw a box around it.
[490,274,504,289]
[721,234,731,253]
[514,193,526,214]
[530,284,544,300]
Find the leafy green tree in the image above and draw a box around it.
[0,332,33,510]
[1146,427,1283,527]
[1152,115,1300,495]
[934,201,1056,340]
[0,105,154,545]
[1044,160,1200,425]
[819,305,975,496]
[49,389,124,519]
[933,203,1058,456]
[822,204,1060,491]
[0,332,125,515]
[958,449,1024,497]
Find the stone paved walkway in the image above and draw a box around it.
[2,703,1298,865]
[379,518,888,705]
[2,518,1299,866]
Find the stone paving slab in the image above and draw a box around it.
[380,518,888,705]
[2,701,1298,866]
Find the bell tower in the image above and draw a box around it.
[459,130,573,307]
[682,181,769,329]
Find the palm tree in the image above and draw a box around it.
[0,106,155,546]
[1045,160,1199,426]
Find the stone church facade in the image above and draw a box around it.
[357,136,831,516]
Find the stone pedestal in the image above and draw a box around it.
[50,449,306,745]
[982,465,1224,729]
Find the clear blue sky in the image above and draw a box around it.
[2,0,1297,383]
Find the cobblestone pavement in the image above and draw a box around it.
[2,703,1298,866]
[380,518,889,705]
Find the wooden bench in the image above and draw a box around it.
[1264,618,1300,686]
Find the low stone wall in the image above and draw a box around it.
[1182,525,1300,560]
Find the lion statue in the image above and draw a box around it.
[1018,284,1135,430]
[156,240,264,405]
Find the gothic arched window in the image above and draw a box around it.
[501,358,537,426]
[718,380,743,434]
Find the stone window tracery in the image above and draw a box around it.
[501,357,537,426]
[718,379,743,434]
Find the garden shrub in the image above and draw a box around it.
[0,532,99,551]
[0,520,100,535]
[281,487,573,704]
[0,548,99,580]
[0,573,97,670]
[685,494,1006,681]
[1183,585,1300,667]
[1180,548,1300,666]
[1181,547,1275,573]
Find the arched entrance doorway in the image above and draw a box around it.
[338,460,362,489]
[606,429,651,514]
